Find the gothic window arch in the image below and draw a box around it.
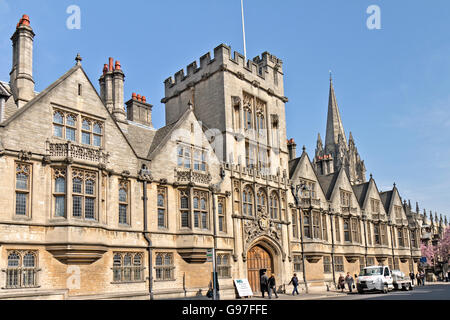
[242,186,254,216]
[72,169,97,220]
[257,189,267,213]
[53,111,64,138]
[53,168,66,218]
[179,189,190,228]
[112,252,144,283]
[6,251,38,288]
[155,253,174,281]
[218,197,226,232]
[15,163,31,217]
[269,192,279,220]
[118,180,129,225]
[157,187,167,228]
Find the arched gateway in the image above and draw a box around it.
[247,245,274,293]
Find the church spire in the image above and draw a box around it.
[325,75,347,152]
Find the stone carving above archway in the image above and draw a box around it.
[243,207,281,248]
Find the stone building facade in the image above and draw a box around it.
[0,15,447,300]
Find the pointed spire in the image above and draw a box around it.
[325,75,347,152]
[408,200,412,209]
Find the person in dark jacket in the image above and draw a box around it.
[260,271,269,298]
[288,273,299,295]
[345,272,354,293]
[268,274,279,299]
[338,274,345,292]
[409,272,415,285]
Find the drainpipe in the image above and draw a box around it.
[329,205,336,288]
[290,184,308,294]
[210,166,226,300]
[362,212,368,267]
[140,168,154,300]
[389,222,395,269]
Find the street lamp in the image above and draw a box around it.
[290,183,309,294]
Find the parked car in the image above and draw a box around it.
[356,266,394,294]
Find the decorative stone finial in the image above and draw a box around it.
[75,53,82,66]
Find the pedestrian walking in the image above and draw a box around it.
[206,275,220,299]
[268,274,279,299]
[345,272,354,293]
[421,271,426,286]
[338,274,345,293]
[288,273,299,295]
[260,271,269,298]
[409,272,415,286]
[416,272,422,286]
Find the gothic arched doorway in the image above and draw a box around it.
[247,245,274,293]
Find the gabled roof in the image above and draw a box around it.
[352,181,370,207]
[147,107,196,159]
[123,122,157,159]
[0,82,11,97]
[288,156,301,179]
[317,170,340,200]
[0,65,80,127]
[379,190,393,215]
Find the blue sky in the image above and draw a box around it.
[0,0,449,219]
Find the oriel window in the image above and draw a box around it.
[180,190,190,228]
[72,169,97,220]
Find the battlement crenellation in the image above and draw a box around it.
[164,44,284,97]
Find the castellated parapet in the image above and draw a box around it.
[162,44,286,104]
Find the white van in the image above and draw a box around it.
[356,266,394,294]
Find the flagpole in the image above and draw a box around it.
[241,0,247,62]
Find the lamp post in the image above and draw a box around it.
[290,183,309,294]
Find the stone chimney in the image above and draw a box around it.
[10,14,35,108]
[287,138,297,160]
[126,93,153,127]
[99,58,126,122]
[112,60,126,122]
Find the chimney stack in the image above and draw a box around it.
[287,138,297,160]
[10,14,35,108]
[99,57,126,122]
[112,60,126,122]
[126,93,153,127]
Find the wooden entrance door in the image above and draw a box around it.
[247,245,273,293]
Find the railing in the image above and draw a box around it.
[47,141,109,165]
[175,168,212,185]
[300,198,321,208]
[342,207,358,214]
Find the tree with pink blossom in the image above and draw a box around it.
[436,227,450,263]
[421,242,435,267]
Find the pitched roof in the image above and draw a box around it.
[379,190,393,214]
[352,181,370,207]
[317,170,340,200]
[0,65,80,127]
[123,122,157,159]
[288,156,301,179]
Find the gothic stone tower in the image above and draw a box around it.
[162,44,292,293]
[162,44,290,175]
[314,77,366,184]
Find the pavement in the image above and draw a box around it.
[249,282,450,301]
